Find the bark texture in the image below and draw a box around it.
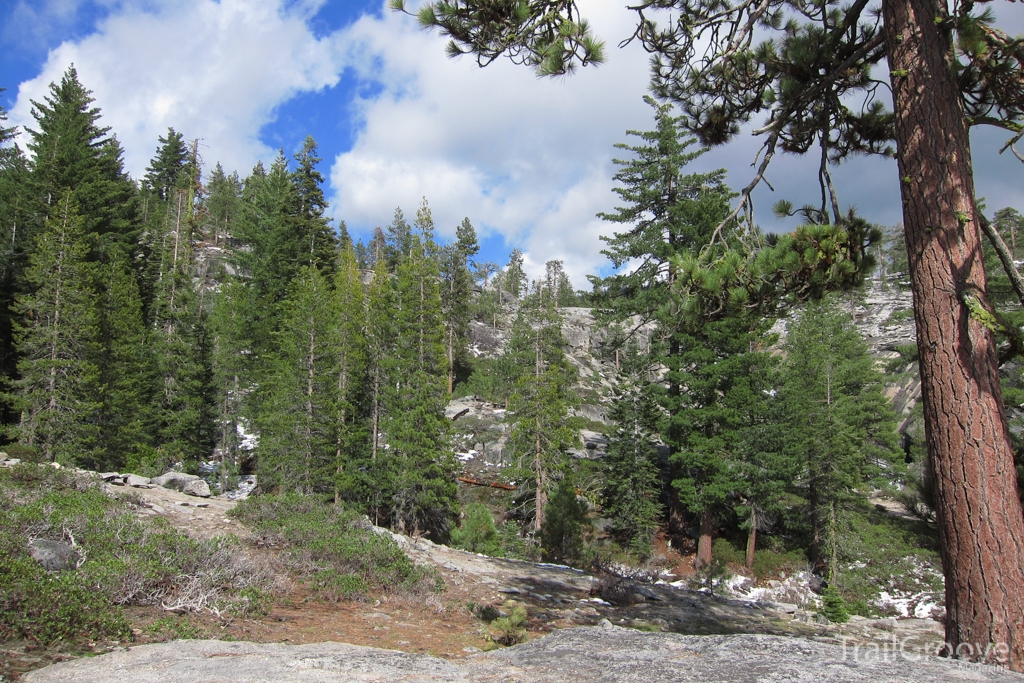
[883,0,1024,669]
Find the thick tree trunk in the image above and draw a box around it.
[883,0,1024,669]
[695,508,713,569]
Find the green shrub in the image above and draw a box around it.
[232,492,441,600]
[1,443,44,464]
[488,605,527,646]
[0,464,272,646]
[711,538,745,567]
[750,547,808,579]
[451,503,501,556]
[540,479,589,565]
[820,585,850,623]
[834,509,942,616]
[496,520,538,561]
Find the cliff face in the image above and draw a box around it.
[460,281,921,472]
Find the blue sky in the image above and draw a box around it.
[2,0,1022,287]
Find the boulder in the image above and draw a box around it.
[124,474,152,488]
[28,539,81,572]
[151,471,199,490]
[182,479,212,498]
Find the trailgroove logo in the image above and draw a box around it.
[840,635,1010,665]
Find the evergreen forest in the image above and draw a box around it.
[4,65,1024,627]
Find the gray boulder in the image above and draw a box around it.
[181,479,211,498]
[151,471,199,489]
[28,539,81,572]
[124,474,152,488]
[22,627,1024,683]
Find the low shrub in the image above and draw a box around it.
[451,503,501,556]
[231,492,442,600]
[820,585,850,623]
[487,604,527,646]
[711,538,745,567]
[0,464,272,647]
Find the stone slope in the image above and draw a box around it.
[24,625,1024,683]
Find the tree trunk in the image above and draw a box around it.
[695,508,713,569]
[883,0,1024,668]
[534,438,547,534]
[745,505,757,570]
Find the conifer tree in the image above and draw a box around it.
[365,256,396,470]
[778,300,901,577]
[5,192,99,464]
[385,207,413,270]
[26,66,136,249]
[331,244,369,503]
[664,313,775,568]
[602,345,663,558]
[144,128,189,201]
[291,136,338,277]
[441,217,479,392]
[93,250,155,472]
[506,283,579,533]
[147,150,216,472]
[208,279,249,492]
[0,105,31,430]
[504,249,527,300]
[256,266,338,494]
[379,209,457,537]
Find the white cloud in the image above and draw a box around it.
[6,0,1021,291]
[327,1,657,287]
[9,0,341,182]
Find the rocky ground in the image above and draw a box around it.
[26,476,953,665]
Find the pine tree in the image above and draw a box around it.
[93,250,155,472]
[664,313,775,568]
[291,136,338,277]
[5,192,99,464]
[330,244,368,503]
[385,207,413,270]
[505,284,579,533]
[441,217,479,392]
[778,299,901,577]
[255,266,338,494]
[504,249,527,300]
[602,344,663,558]
[25,65,136,249]
[147,149,216,473]
[0,106,32,431]
[144,128,189,201]
[379,215,457,537]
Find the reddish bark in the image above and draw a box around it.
[883,0,1024,669]
[695,508,713,569]
[745,506,757,570]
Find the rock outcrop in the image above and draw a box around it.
[24,626,1024,683]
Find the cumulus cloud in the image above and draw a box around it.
[326,1,660,286]
[8,0,342,181]
[5,0,1021,289]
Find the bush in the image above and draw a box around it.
[540,479,589,565]
[487,604,527,646]
[0,464,271,646]
[451,503,502,556]
[750,547,808,579]
[820,585,850,623]
[232,492,441,600]
[711,538,745,567]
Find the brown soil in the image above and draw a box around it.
[1,481,947,681]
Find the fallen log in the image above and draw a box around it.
[458,476,515,491]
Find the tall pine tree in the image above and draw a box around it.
[5,192,99,464]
